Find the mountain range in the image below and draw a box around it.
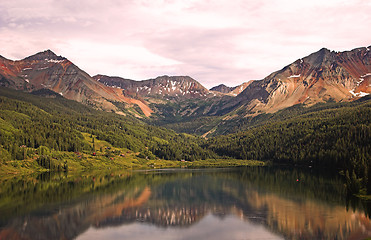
[0,50,152,117]
[1,46,370,195]
[0,46,370,132]
[221,47,370,116]
[210,82,251,96]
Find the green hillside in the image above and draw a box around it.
[205,97,371,195]
[0,86,370,196]
[0,87,218,173]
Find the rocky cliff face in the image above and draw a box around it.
[0,50,153,116]
[223,46,371,115]
[94,75,212,100]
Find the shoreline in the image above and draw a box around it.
[0,157,267,179]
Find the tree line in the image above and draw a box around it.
[205,100,371,195]
[0,87,215,166]
[0,87,370,195]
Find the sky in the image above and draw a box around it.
[77,214,283,240]
[0,0,370,89]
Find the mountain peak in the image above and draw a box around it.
[210,84,233,93]
[94,74,210,99]
[24,49,66,61]
[313,47,333,57]
[230,46,371,115]
[319,47,330,52]
[155,75,196,82]
[303,47,335,67]
[211,84,228,89]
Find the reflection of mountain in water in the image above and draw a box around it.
[0,168,371,240]
[97,173,270,228]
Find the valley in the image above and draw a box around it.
[1,1,370,239]
[0,46,370,197]
[2,46,370,137]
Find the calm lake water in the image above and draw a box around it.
[0,167,370,240]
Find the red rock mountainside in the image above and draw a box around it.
[1,47,369,119]
[223,46,371,115]
[0,50,152,116]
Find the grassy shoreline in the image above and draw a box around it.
[0,132,267,178]
[0,153,267,179]
[1,156,370,201]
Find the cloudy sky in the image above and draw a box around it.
[0,0,370,88]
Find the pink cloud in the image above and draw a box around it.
[0,0,370,88]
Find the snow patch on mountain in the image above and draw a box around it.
[45,59,65,63]
[288,74,301,78]
[349,90,370,97]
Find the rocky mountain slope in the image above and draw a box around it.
[1,46,370,124]
[229,82,253,96]
[221,46,371,115]
[93,74,214,101]
[210,82,251,96]
[210,84,234,93]
[93,75,232,120]
[0,50,152,117]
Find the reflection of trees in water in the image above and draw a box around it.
[238,166,371,217]
[0,168,371,240]
[246,190,371,240]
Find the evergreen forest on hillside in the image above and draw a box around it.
[0,87,215,166]
[205,98,371,195]
[0,87,370,196]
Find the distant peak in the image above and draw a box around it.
[317,47,331,54]
[23,49,66,61]
[214,84,228,88]
[44,49,57,55]
[93,74,106,78]
[156,75,193,79]
[154,75,198,83]
[300,47,336,66]
[319,47,330,51]
[210,84,234,93]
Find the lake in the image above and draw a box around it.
[0,167,370,240]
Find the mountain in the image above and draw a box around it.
[1,46,370,127]
[221,46,371,115]
[210,82,251,96]
[93,75,231,121]
[1,48,370,196]
[229,82,252,96]
[150,46,371,136]
[0,50,152,117]
[93,74,213,100]
[210,84,234,93]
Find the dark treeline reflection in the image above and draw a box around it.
[0,167,370,240]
